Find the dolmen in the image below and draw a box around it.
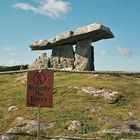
[29,22,114,71]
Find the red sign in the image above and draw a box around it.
[26,70,53,107]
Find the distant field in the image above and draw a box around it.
[0,72,140,139]
[0,65,28,72]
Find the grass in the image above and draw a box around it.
[0,72,140,139]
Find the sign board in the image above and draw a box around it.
[26,70,53,107]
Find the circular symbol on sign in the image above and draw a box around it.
[33,72,46,85]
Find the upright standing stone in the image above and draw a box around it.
[74,39,94,71]
[90,46,95,70]
[50,45,74,69]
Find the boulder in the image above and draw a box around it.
[74,39,94,70]
[28,53,50,69]
[8,106,18,112]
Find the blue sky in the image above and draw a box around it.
[0,0,140,71]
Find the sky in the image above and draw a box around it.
[0,0,140,71]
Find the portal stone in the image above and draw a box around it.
[50,45,74,69]
[74,39,94,71]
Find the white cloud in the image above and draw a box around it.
[14,0,71,19]
[98,50,108,56]
[13,3,35,11]
[116,47,132,57]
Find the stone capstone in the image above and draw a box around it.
[50,31,74,44]
[28,53,50,69]
[30,39,52,50]
[50,45,74,69]
[30,23,114,50]
[74,39,94,70]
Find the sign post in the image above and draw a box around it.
[37,105,41,140]
[26,70,53,140]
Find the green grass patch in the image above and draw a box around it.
[0,72,140,139]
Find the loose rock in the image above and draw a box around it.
[67,120,82,131]
[8,106,18,112]
[129,121,140,131]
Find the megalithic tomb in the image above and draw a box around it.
[29,22,114,71]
